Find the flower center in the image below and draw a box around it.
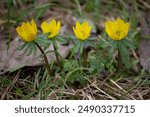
[116,31,121,37]
[81,30,86,37]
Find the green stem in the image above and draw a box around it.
[116,46,122,74]
[34,41,51,76]
[53,42,63,69]
[83,49,88,67]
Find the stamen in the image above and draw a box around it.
[116,31,120,36]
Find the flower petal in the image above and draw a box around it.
[121,22,130,39]
[105,22,114,38]
[76,21,82,31]
[41,21,50,33]
[16,20,37,42]
[105,18,129,40]
[31,19,37,34]
[73,21,92,40]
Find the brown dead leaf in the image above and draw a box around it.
[0,36,71,74]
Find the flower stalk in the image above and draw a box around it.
[83,49,88,67]
[53,42,63,70]
[34,41,51,76]
[116,46,122,74]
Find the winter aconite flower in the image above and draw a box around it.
[41,19,61,38]
[16,19,37,42]
[73,21,92,40]
[105,18,129,40]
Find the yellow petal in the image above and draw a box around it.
[76,29,83,40]
[105,18,129,40]
[81,21,88,27]
[52,21,61,37]
[26,22,35,35]
[120,22,130,39]
[115,18,125,31]
[31,19,37,34]
[48,30,56,38]
[73,21,92,40]
[73,27,79,38]
[111,34,120,40]
[41,19,61,38]
[56,21,61,32]
[21,23,28,32]
[16,20,37,42]
[124,23,130,35]
[73,27,82,39]
[83,33,90,40]
[16,26,22,35]
[82,21,91,34]
[116,18,125,26]
[76,21,82,31]
[41,21,50,33]
[16,27,25,41]
[49,19,56,28]
[105,22,114,38]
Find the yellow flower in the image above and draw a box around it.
[41,19,61,38]
[105,18,130,40]
[16,19,37,42]
[73,21,92,40]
